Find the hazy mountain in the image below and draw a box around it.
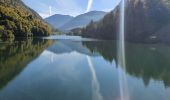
[45,14,74,29]
[81,0,170,43]
[0,0,52,38]
[59,11,107,31]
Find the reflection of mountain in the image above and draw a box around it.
[48,39,170,87]
[83,41,117,62]
[83,41,170,87]
[47,40,99,56]
[2,37,170,90]
[0,38,52,89]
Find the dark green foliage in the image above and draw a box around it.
[82,11,119,40]
[1,30,14,38]
[69,28,82,36]
[0,26,4,37]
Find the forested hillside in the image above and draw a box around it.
[81,0,170,43]
[0,0,52,38]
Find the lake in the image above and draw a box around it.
[0,36,170,100]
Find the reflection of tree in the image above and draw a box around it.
[83,41,170,87]
[83,41,117,62]
[0,38,53,89]
[125,43,170,87]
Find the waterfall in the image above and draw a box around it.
[117,0,130,100]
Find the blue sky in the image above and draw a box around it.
[23,0,120,18]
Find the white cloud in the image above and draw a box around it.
[86,0,93,12]
[49,6,52,16]
[38,13,50,18]
[24,0,120,18]
[101,8,113,12]
[27,0,84,18]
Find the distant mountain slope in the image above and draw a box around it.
[0,0,52,38]
[45,14,74,29]
[59,11,107,31]
[81,0,170,43]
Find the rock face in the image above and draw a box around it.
[0,0,52,38]
[82,0,170,43]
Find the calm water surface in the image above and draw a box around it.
[0,36,170,100]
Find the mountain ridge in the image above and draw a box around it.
[60,11,107,31]
[45,14,74,29]
[45,11,107,31]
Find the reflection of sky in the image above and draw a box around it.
[0,50,170,100]
[87,56,103,100]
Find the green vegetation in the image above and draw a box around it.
[69,28,82,36]
[53,29,62,35]
[74,11,118,40]
[0,0,52,38]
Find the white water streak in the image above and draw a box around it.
[117,0,130,100]
[87,56,103,100]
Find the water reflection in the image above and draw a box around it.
[0,38,53,89]
[125,43,170,87]
[83,41,170,87]
[87,56,103,100]
[0,38,170,100]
